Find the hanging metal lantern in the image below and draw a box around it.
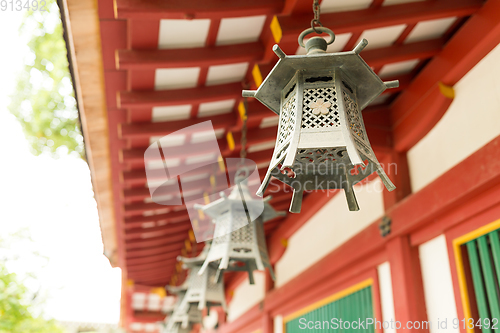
[164,303,201,332]
[163,322,192,333]
[176,243,227,313]
[195,170,285,284]
[242,12,398,213]
[164,279,201,331]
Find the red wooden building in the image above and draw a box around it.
[61,0,500,332]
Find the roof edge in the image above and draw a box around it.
[59,0,118,266]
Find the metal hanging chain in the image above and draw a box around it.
[311,0,323,32]
[240,93,248,162]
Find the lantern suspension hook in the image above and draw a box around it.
[239,85,249,164]
[298,0,335,54]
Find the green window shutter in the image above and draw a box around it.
[285,286,374,333]
[465,229,500,331]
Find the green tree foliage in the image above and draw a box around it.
[0,234,66,333]
[0,266,66,333]
[9,0,84,158]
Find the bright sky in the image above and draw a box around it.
[0,10,121,324]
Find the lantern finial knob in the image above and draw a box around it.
[298,27,335,55]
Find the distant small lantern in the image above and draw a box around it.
[163,322,192,333]
[164,303,201,332]
[243,27,398,213]
[164,279,201,331]
[195,170,285,284]
[176,243,227,313]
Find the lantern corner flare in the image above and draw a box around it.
[242,28,398,213]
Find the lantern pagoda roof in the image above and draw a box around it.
[194,179,285,224]
[251,42,391,115]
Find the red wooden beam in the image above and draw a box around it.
[122,148,275,186]
[118,83,243,109]
[114,0,283,20]
[124,223,191,240]
[128,267,174,278]
[274,0,481,45]
[362,38,443,68]
[126,243,184,259]
[127,256,178,270]
[126,232,189,249]
[124,211,189,229]
[131,311,166,322]
[123,188,292,216]
[391,0,500,151]
[120,113,236,139]
[127,249,182,265]
[117,42,265,70]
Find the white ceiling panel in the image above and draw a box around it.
[152,104,191,122]
[155,67,200,90]
[147,294,161,311]
[144,323,159,332]
[198,99,236,117]
[132,293,146,310]
[206,62,249,86]
[321,0,372,13]
[378,59,419,78]
[259,115,279,128]
[186,153,217,165]
[383,0,425,6]
[405,17,457,44]
[146,158,180,171]
[191,128,224,143]
[216,15,266,45]
[150,134,186,147]
[357,24,407,50]
[144,194,173,204]
[158,19,210,49]
[248,140,276,153]
[129,323,143,331]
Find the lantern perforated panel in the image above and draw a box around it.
[302,87,340,129]
[178,263,226,312]
[243,33,401,213]
[279,92,297,145]
[199,218,275,283]
[343,90,367,141]
[165,303,202,331]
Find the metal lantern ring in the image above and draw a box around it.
[242,27,398,213]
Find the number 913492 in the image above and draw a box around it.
[452,318,499,330]
[1,0,47,11]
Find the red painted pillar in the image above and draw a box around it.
[386,236,428,333]
[262,270,275,333]
[382,151,412,210]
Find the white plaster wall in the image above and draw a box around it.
[408,43,500,192]
[377,262,396,333]
[227,272,265,322]
[275,179,385,287]
[419,235,459,333]
[274,315,283,333]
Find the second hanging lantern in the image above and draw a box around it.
[243,13,398,213]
